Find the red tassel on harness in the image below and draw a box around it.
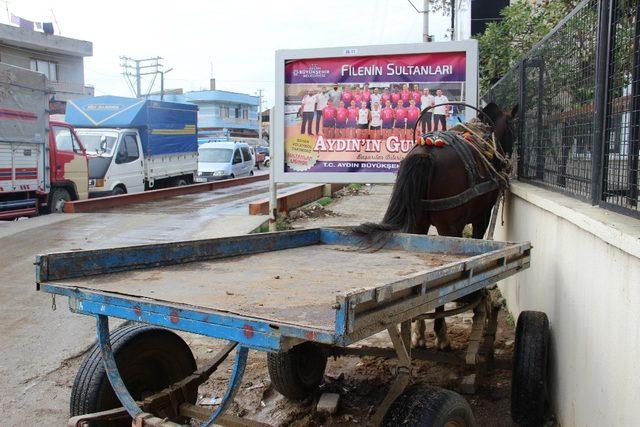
[418,135,447,147]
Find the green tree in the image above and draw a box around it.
[476,0,581,93]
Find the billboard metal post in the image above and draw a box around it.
[268,113,277,230]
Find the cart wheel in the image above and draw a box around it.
[267,342,326,400]
[383,385,475,427]
[511,311,550,426]
[70,323,197,425]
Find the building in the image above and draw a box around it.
[152,80,260,138]
[471,0,510,36]
[0,23,93,102]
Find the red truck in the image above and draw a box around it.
[0,63,88,220]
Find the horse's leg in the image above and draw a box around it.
[472,209,493,239]
[432,222,466,351]
[407,216,431,349]
[434,306,451,350]
[411,318,427,348]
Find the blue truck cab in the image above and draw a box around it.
[65,96,198,196]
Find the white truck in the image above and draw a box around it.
[65,96,198,196]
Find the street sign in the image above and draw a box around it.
[274,40,478,183]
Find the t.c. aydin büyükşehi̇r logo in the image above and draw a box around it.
[292,63,330,79]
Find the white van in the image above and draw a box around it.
[196,141,255,181]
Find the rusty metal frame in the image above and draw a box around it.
[368,321,413,426]
[94,315,249,427]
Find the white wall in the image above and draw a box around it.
[496,183,640,426]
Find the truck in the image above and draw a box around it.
[0,63,88,220]
[65,96,198,196]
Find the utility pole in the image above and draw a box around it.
[408,0,432,42]
[450,0,456,41]
[422,0,431,42]
[135,61,141,98]
[256,89,263,142]
[160,68,173,101]
[120,56,164,98]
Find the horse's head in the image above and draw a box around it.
[481,102,518,156]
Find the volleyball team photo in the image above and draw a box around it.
[283,51,468,173]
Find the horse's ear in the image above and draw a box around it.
[509,104,519,119]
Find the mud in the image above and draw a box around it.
[190,307,517,426]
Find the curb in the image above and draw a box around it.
[249,184,345,215]
[63,174,269,213]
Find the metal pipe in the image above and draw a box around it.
[95,315,144,418]
[200,346,249,427]
[627,2,640,207]
[422,0,430,42]
[268,109,277,230]
[518,59,526,178]
[591,0,613,204]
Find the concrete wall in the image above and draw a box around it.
[0,23,92,101]
[496,182,640,426]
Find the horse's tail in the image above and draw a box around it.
[352,151,433,247]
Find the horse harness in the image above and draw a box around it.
[416,126,510,211]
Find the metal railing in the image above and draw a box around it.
[482,0,640,218]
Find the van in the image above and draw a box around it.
[196,141,255,181]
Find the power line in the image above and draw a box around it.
[119,56,164,98]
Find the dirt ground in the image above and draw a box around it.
[189,307,517,426]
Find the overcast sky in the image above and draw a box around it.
[4,0,461,107]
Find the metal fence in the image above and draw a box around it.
[483,0,640,218]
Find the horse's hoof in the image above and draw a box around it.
[436,337,452,351]
[411,334,420,348]
[411,335,428,349]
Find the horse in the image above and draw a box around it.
[354,102,518,350]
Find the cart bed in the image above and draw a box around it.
[37,228,530,351]
[51,245,468,331]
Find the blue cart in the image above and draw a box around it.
[36,228,534,426]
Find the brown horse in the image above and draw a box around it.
[354,102,518,350]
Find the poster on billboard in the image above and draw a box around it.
[274,40,478,183]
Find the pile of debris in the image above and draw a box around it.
[289,201,338,220]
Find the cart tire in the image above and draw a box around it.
[383,385,475,427]
[267,342,326,400]
[70,323,197,425]
[511,311,550,426]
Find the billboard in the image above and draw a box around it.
[274,41,478,183]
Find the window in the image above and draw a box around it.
[115,134,139,164]
[240,146,252,162]
[232,149,242,164]
[199,148,233,163]
[219,106,229,119]
[53,126,81,152]
[235,107,241,119]
[30,59,57,82]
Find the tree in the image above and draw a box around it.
[476,0,581,93]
